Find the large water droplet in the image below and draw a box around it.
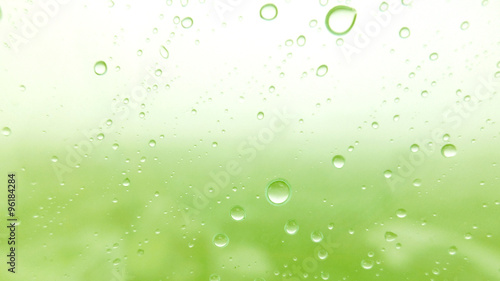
[441,144,457,158]
[230,206,245,221]
[316,65,328,77]
[332,155,345,168]
[325,5,357,36]
[2,127,11,136]
[260,4,278,21]
[94,61,107,75]
[266,179,291,205]
[284,220,299,235]
[385,231,398,242]
[213,233,229,247]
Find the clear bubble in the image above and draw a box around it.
[309,19,318,27]
[410,144,419,152]
[266,179,291,205]
[429,52,439,61]
[372,122,379,129]
[441,144,457,158]
[51,156,58,162]
[316,65,328,77]
[297,35,306,46]
[385,231,398,242]
[448,246,457,255]
[122,178,130,187]
[332,155,345,168]
[318,248,328,260]
[325,5,357,36]
[336,38,344,46]
[94,61,107,75]
[230,206,246,221]
[379,2,388,11]
[399,27,410,38]
[213,233,229,247]
[460,21,469,30]
[212,142,218,147]
[284,220,299,235]
[160,45,169,59]
[209,274,221,281]
[260,4,278,21]
[149,140,156,147]
[181,17,193,28]
[401,0,413,5]
[112,143,119,150]
[257,112,264,120]
[361,259,374,269]
[412,179,422,187]
[311,231,324,243]
[2,127,11,136]
[421,90,429,98]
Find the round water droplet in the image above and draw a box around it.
[311,231,324,243]
[137,249,144,256]
[51,156,58,163]
[149,140,156,147]
[257,112,264,120]
[429,52,439,61]
[413,179,422,187]
[213,233,229,247]
[284,220,299,235]
[94,61,107,75]
[372,122,379,129]
[441,144,457,158]
[209,274,221,281]
[230,206,245,221]
[122,178,130,187]
[316,64,328,77]
[318,248,328,260]
[212,142,218,147]
[421,90,429,97]
[460,21,469,30]
[385,231,398,242]
[396,209,407,218]
[325,5,357,36]
[448,246,457,255]
[379,2,389,11]
[260,3,278,21]
[384,170,392,178]
[401,0,413,5]
[361,259,374,269]
[2,127,11,136]
[410,144,419,152]
[112,143,119,150]
[297,35,306,46]
[399,27,410,38]
[266,179,291,205]
[181,17,193,28]
[332,155,345,168]
[160,45,169,59]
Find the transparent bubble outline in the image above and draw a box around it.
[212,233,230,248]
[260,3,278,21]
[229,205,246,221]
[265,178,292,206]
[325,5,357,36]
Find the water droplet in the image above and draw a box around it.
[327,223,334,230]
[384,170,392,178]
[332,155,345,168]
[372,122,379,129]
[311,231,324,243]
[230,206,245,221]
[2,127,11,136]
[396,209,407,218]
[410,144,419,152]
[112,143,119,150]
[94,61,107,75]
[213,233,229,247]
[441,144,457,158]
[401,0,413,5]
[399,27,410,38]
[266,179,291,205]
[318,248,328,260]
[209,274,221,281]
[137,249,144,256]
[260,3,278,21]
[51,156,58,163]
[429,52,439,61]
[379,2,389,11]
[316,65,328,77]
[212,142,218,147]
[385,231,398,242]
[421,90,429,97]
[113,258,121,265]
[325,5,357,36]
[149,140,156,147]
[122,178,130,187]
[393,115,400,122]
[181,17,193,28]
[155,69,162,76]
[309,19,318,27]
[297,35,306,46]
[97,133,104,140]
[448,246,457,255]
[160,45,169,59]
[335,38,344,46]
[257,112,264,120]
[464,232,472,240]
[361,259,374,269]
[460,21,469,30]
[412,179,422,187]
[284,220,299,235]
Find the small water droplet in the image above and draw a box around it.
[284,220,299,235]
[316,65,328,77]
[112,143,119,150]
[230,206,246,221]
[51,156,58,163]
[318,248,328,260]
[384,170,392,178]
[361,259,374,269]
[94,61,107,75]
[181,17,193,28]
[257,112,264,120]
[332,155,345,168]
[266,179,291,205]
[160,45,169,59]
[448,246,457,255]
[396,209,407,218]
[429,52,439,61]
[460,21,469,30]
[399,27,410,38]
[385,231,398,242]
[212,142,218,147]
[325,5,357,36]
[413,179,422,187]
[311,231,324,243]
[372,122,379,129]
[149,140,156,147]
[122,178,130,187]
[213,233,229,247]
[441,144,457,158]
[2,127,11,136]
[297,35,306,46]
[209,274,221,281]
[410,144,419,152]
[260,3,278,21]
[379,2,389,11]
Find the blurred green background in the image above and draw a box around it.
[1,0,500,280]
